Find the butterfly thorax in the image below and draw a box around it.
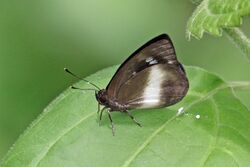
[96,89,127,111]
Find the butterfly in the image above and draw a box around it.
[65,34,189,135]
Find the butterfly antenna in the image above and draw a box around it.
[64,68,101,90]
[70,86,97,91]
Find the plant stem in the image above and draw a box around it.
[228,81,250,91]
[224,28,250,60]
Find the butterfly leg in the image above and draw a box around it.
[97,103,100,114]
[107,110,115,136]
[99,107,107,126]
[125,110,142,127]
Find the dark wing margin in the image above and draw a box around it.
[106,33,185,101]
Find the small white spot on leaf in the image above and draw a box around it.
[177,107,184,116]
[195,114,201,119]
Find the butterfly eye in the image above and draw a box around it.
[96,90,107,105]
[99,97,106,104]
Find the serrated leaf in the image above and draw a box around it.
[187,0,250,39]
[1,66,250,167]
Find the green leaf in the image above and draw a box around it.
[187,0,250,39]
[1,66,250,167]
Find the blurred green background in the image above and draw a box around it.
[0,0,250,159]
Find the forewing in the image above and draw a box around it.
[117,64,188,109]
[107,34,179,99]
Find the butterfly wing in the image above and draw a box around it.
[106,34,188,109]
[117,64,188,109]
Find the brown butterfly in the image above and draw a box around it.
[65,34,189,135]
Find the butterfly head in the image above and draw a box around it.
[95,89,109,106]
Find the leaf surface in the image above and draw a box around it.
[187,0,250,39]
[1,66,250,167]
